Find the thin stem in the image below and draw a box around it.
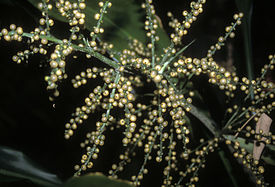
[21,32,120,69]
[160,43,174,65]
[75,72,120,176]
[164,73,218,136]
[92,1,109,41]
[234,112,258,138]
[165,131,173,187]
[157,93,164,160]
[159,40,195,74]
[223,107,240,130]
[134,132,157,184]
[112,131,145,176]
[145,0,156,68]
[207,18,241,59]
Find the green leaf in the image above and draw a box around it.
[0,0,14,5]
[0,174,23,183]
[154,15,170,55]
[223,135,275,166]
[0,146,62,186]
[235,0,254,99]
[189,103,218,136]
[218,150,239,187]
[63,173,133,187]
[27,0,170,55]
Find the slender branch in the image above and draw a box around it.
[21,32,120,69]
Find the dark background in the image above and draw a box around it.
[0,0,274,186]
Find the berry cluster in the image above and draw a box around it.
[1,0,274,186]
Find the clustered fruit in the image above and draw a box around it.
[0,0,274,186]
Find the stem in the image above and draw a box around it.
[165,131,173,187]
[157,93,164,160]
[164,73,218,136]
[20,32,120,69]
[135,132,157,184]
[75,72,121,176]
[112,131,145,176]
[234,112,258,138]
[223,107,240,130]
[145,0,156,68]
[160,43,174,65]
[92,1,109,41]
[207,18,241,59]
[159,40,195,74]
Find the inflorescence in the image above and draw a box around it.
[1,0,274,186]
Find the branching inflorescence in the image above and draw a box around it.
[0,0,274,186]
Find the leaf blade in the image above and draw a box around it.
[223,135,275,166]
[63,173,133,187]
[27,0,170,54]
[0,146,62,187]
